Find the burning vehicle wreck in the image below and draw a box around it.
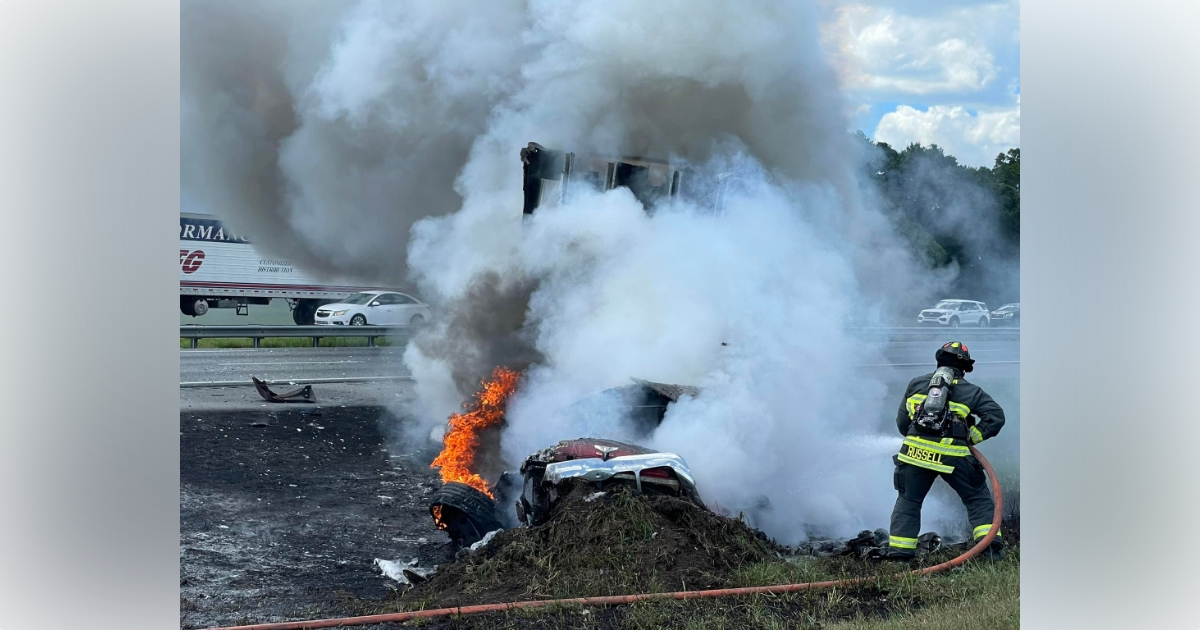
[429,437,704,548]
[517,438,705,527]
[427,369,708,548]
[422,369,935,560]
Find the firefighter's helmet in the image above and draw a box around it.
[935,341,975,372]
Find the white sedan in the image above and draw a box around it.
[313,291,432,326]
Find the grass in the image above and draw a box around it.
[820,550,1019,629]
[179,336,400,349]
[369,548,1019,629]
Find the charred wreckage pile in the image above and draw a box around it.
[423,368,932,567]
[426,368,708,547]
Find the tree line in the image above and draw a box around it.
[855,132,1020,308]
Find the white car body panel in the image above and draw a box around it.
[313,291,432,326]
[917,299,990,327]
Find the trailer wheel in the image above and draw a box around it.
[180,296,208,317]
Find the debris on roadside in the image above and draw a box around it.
[374,558,436,587]
[252,376,317,404]
[820,529,944,559]
[468,529,501,552]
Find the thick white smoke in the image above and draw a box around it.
[183,0,979,542]
[396,1,948,541]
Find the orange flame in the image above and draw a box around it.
[430,366,520,499]
[431,505,447,530]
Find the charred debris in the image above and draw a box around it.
[428,376,703,547]
[424,375,913,567]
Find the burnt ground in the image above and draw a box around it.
[179,404,451,629]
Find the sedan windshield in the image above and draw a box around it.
[933,301,960,310]
[338,293,378,305]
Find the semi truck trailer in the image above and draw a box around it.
[179,213,402,325]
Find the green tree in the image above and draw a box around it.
[854,133,1020,306]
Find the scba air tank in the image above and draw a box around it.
[915,366,958,433]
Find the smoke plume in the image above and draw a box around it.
[182,0,1016,542]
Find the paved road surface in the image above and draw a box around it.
[181,347,409,384]
[181,339,1017,385]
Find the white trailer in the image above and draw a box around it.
[179,213,401,325]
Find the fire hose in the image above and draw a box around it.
[205,446,1003,630]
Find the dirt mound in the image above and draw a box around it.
[403,480,775,608]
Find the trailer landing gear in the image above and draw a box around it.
[292,299,320,325]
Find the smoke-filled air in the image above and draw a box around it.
[182,0,1014,543]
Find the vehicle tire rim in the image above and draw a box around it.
[410,315,424,325]
[950,319,959,327]
[351,316,365,326]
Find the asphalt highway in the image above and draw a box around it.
[180,339,1017,386]
[180,346,410,385]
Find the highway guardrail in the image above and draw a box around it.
[179,324,418,348]
[180,325,1016,349]
[849,327,1019,342]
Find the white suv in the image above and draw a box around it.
[917,299,991,327]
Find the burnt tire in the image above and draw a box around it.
[430,482,504,547]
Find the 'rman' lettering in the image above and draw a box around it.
[180,216,250,244]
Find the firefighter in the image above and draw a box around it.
[881,341,1006,561]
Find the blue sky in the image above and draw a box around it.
[818,0,1020,167]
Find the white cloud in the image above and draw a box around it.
[874,101,1019,167]
[824,2,1016,95]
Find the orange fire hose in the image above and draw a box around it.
[205,446,1003,630]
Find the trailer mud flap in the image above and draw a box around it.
[252,376,316,403]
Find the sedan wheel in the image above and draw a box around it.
[350,314,367,326]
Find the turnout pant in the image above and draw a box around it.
[887,454,1001,555]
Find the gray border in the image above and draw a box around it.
[1023,2,1200,628]
[0,1,180,629]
